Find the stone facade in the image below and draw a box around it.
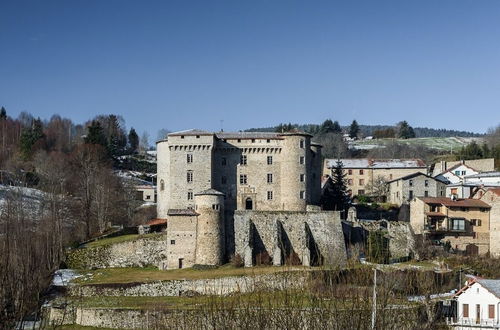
[476,188,500,257]
[323,158,427,196]
[410,197,491,255]
[234,210,347,267]
[388,173,446,205]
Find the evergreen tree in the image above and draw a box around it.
[332,120,342,133]
[19,118,45,159]
[322,160,350,217]
[128,128,139,154]
[0,107,6,120]
[482,143,490,158]
[397,121,416,139]
[85,121,108,148]
[349,120,359,139]
[275,123,295,133]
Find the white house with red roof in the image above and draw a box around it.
[448,275,500,329]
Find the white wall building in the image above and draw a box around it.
[435,164,479,185]
[449,276,500,329]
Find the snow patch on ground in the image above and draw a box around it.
[51,269,82,286]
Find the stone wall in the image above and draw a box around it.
[68,272,308,297]
[66,234,168,269]
[234,210,346,267]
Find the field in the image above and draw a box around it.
[351,136,484,151]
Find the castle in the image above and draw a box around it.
[156,129,346,269]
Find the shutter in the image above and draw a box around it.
[463,304,469,317]
[489,304,495,319]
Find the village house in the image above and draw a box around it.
[410,197,491,255]
[387,172,446,205]
[323,158,427,196]
[135,185,157,203]
[448,276,500,329]
[431,158,495,177]
[435,163,479,185]
[444,171,500,199]
[473,188,500,258]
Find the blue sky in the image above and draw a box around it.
[1,0,499,138]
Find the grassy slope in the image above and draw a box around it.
[84,233,160,248]
[76,265,306,284]
[353,136,484,151]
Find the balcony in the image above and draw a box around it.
[424,217,470,235]
[447,317,500,329]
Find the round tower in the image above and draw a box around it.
[280,133,311,211]
[194,189,225,265]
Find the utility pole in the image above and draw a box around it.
[371,268,377,329]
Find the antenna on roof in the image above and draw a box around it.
[220,120,224,132]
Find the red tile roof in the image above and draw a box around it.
[420,197,491,208]
[146,218,168,226]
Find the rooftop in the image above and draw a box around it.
[387,171,442,183]
[167,209,199,216]
[456,276,500,300]
[420,197,491,208]
[194,188,225,196]
[464,171,500,179]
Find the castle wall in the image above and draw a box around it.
[156,141,170,218]
[234,210,346,267]
[280,135,309,211]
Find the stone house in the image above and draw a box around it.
[135,185,157,203]
[473,188,500,258]
[410,197,491,255]
[388,173,446,205]
[323,158,427,197]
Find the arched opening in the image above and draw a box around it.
[160,179,165,191]
[245,198,253,210]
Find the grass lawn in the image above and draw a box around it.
[352,136,483,151]
[75,264,308,284]
[84,233,161,248]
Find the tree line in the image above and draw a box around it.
[0,106,151,326]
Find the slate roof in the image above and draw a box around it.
[456,276,500,300]
[464,171,500,179]
[168,129,213,136]
[194,189,225,196]
[326,158,426,169]
[167,209,199,216]
[216,132,281,139]
[419,197,491,208]
[387,172,443,183]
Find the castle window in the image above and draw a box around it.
[267,156,273,165]
[348,169,352,175]
[187,153,193,163]
[266,139,270,143]
[300,174,305,182]
[267,173,273,183]
[409,190,414,199]
[299,156,305,165]
[240,155,247,165]
[251,139,255,143]
[237,139,241,143]
[267,191,273,200]
[359,169,364,175]
[187,191,193,200]
[196,135,200,138]
[221,176,227,184]
[240,174,247,185]
[160,180,165,191]
[171,240,175,245]
[425,180,429,187]
[348,179,353,185]
[424,191,428,197]
[358,189,365,195]
[299,191,305,199]
[222,157,227,166]
[359,179,364,185]
[409,179,413,187]
[299,140,304,148]
[187,171,193,183]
